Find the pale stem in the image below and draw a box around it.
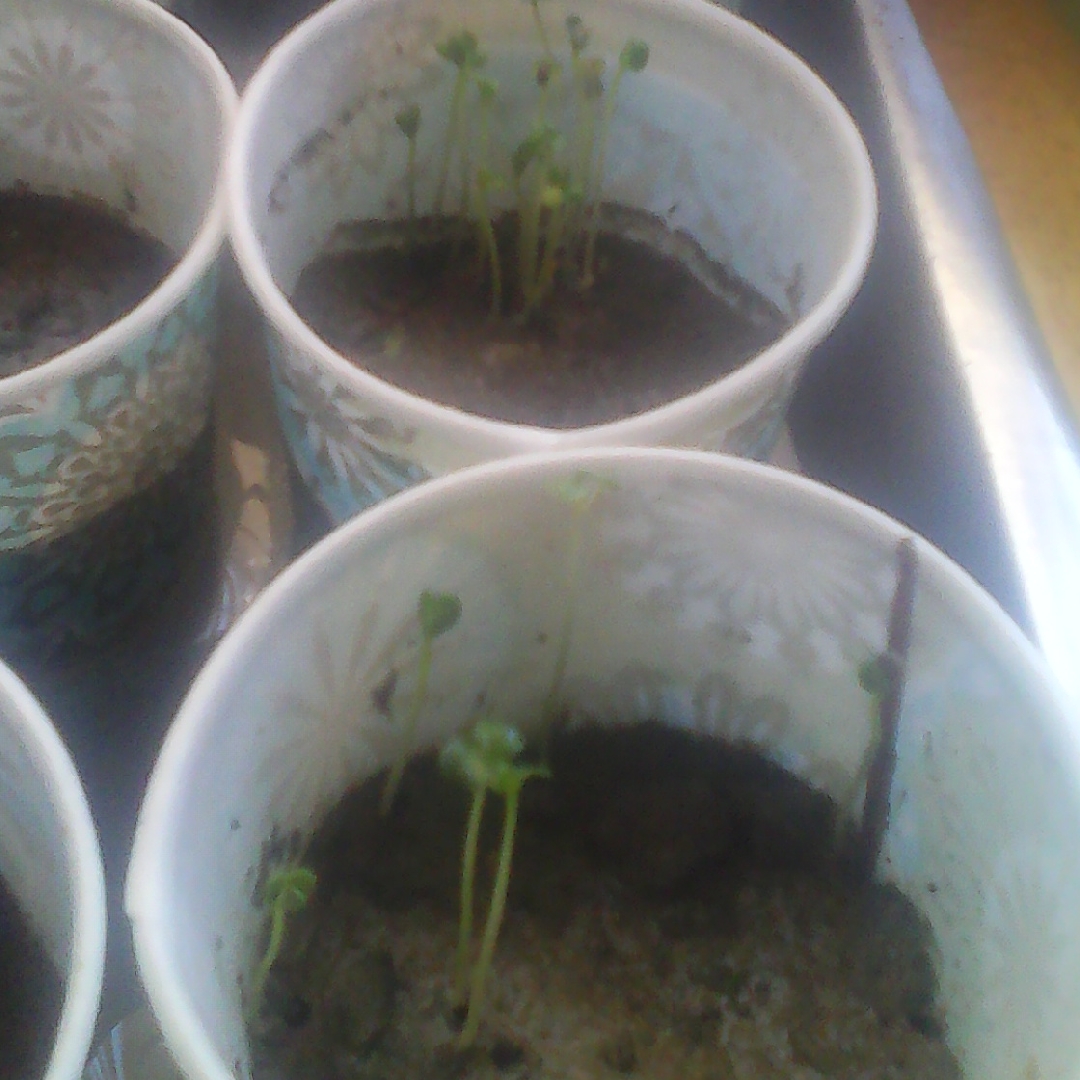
[459,787,521,1048]
[455,787,488,998]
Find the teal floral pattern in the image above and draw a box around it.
[0,267,217,552]
[0,11,136,172]
[269,333,428,521]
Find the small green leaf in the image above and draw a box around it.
[858,656,890,697]
[539,184,565,209]
[476,75,498,104]
[549,470,617,509]
[620,38,650,73]
[437,30,484,69]
[511,124,561,178]
[566,15,590,55]
[472,718,525,760]
[440,720,548,796]
[489,758,551,797]
[265,866,317,914]
[394,103,421,139]
[419,590,462,640]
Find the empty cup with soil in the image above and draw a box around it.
[229,0,876,521]
[0,656,106,1080]
[0,0,236,655]
[129,448,1080,1080]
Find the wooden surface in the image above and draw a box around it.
[908,0,1080,416]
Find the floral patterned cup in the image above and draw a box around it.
[129,448,1080,1080]
[229,0,876,523]
[0,0,236,652]
[0,656,106,1080]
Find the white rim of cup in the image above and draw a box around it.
[0,0,238,400]
[0,662,107,1080]
[228,0,877,445]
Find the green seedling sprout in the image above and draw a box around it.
[525,0,555,60]
[470,77,505,316]
[395,103,422,223]
[473,166,506,316]
[564,17,599,242]
[512,123,562,311]
[582,38,649,287]
[248,865,317,1019]
[380,589,463,815]
[434,31,486,214]
[539,471,616,742]
[533,56,563,128]
[398,16,651,317]
[527,167,583,314]
[441,720,550,1048]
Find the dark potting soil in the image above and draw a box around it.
[0,878,62,1079]
[290,210,790,428]
[250,722,960,1080]
[0,190,175,378]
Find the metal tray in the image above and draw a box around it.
[17,0,1080,1057]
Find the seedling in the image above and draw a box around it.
[470,77,505,314]
[393,12,650,318]
[539,471,617,742]
[380,589,463,815]
[581,38,649,287]
[248,865,317,1019]
[440,720,549,1048]
[395,103,422,222]
[434,31,487,215]
[526,0,556,60]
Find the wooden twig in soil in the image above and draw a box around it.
[854,536,919,880]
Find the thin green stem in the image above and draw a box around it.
[436,68,470,214]
[582,41,648,285]
[581,65,625,288]
[472,88,502,312]
[541,507,582,732]
[570,95,598,250]
[526,193,568,317]
[530,0,554,59]
[248,902,287,1018]
[518,188,543,311]
[476,195,503,317]
[455,788,487,999]
[459,788,521,1048]
[406,134,418,221]
[458,102,474,219]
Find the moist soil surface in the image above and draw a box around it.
[290,210,790,428]
[0,190,175,379]
[0,877,62,1079]
[250,722,960,1080]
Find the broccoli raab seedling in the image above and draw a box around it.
[380,589,463,815]
[248,865,317,1019]
[394,2,650,319]
[441,720,549,1048]
[540,470,617,743]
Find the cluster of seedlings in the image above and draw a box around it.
[393,0,649,319]
[246,496,926,1071]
